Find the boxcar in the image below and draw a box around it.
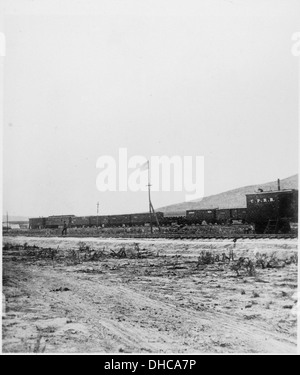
[186,209,216,224]
[161,215,186,226]
[246,189,298,233]
[29,217,46,229]
[233,208,248,222]
[215,209,231,224]
[108,214,132,227]
[131,212,164,226]
[224,208,248,223]
[89,215,110,227]
[71,216,90,227]
[45,215,75,228]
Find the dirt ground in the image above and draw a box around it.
[2,237,298,354]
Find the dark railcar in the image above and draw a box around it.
[228,208,248,223]
[89,215,110,227]
[71,216,90,227]
[45,215,75,228]
[29,217,46,229]
[246,189,298,233]
[161,215,186,226]
[108,214,132,226]
[211,208,248,224]
[131,212,164,226]
[234,208,248,222]
[216,209,231,224]
[186,209,216,224]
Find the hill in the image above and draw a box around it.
[158,174,298,215]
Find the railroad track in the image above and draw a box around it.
[3,231,297,240]
[97,233,298,240]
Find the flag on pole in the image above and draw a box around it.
[139,160,149,172]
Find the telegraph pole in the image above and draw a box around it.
[146,160,161,233]
[6,212,9,232]
[147,161,153,233]
[96,202,99,227]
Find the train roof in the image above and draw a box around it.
[246,189,297,196]
[48,214,75,217]
[186,208,217,211]
[186,207,247,211]
[216,207,247,210]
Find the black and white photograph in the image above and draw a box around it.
[1,0,299,356]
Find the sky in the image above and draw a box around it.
[1,0,299,217]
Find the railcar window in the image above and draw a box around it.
[263,198,267,202]
[270,198,275,202]
[257,199,261,203]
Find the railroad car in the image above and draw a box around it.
[246,189,298,233]
[89,215,110,227]
[45,215,75,228]
[215,209,231,224]
[161,215,187,226]
[216,208,247,224]
[71,216,90,227]
[29,217,47,229]
[186,209,216,224]
[131,212,164,226]
[108,214,132,227]
[232,208,248,222]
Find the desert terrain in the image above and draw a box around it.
[2,236,298,353]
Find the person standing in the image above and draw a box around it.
[62,221,67,236]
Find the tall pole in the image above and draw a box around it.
[147,160,153,234]
[97,202,99,227]
[6,212,8,232]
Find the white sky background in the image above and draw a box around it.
[1,0,299,217]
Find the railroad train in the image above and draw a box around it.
[29,188,298,234]
[29,212,165,230]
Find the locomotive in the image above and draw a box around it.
[29,188,298,234]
